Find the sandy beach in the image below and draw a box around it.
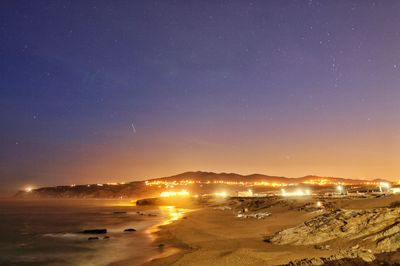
[146,194,400,265]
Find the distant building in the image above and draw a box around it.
[237,190,253,197]
[390,187,400,194]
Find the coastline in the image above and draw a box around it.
[144,204,323,266]
[144,212,196,266]
[143,195,400,265]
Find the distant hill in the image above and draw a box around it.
[150,171,371,184]
[14,171,389,199]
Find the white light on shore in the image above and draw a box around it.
[281,188,311,197]
[379,182,391,189]
[25,187,33,192]
[379,182,391,192]
[214,192,227,197]
[336,185,344,193]
[391,188,400,194]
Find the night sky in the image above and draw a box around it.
[1,1,399,192]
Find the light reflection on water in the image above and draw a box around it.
[144,206,188,262]
[146,206,187,241]
[159,206,186,224]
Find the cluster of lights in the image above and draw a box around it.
[364,181,391,186]
[77,182,126,188]
[146,179,375,188]
[160,190,190,197]
[303,179,336,186]
[145,180,292,188]
[281,188,311,197]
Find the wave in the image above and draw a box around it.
[42,233,80,238]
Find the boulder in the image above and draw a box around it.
[81,229,107,234]
[124,228,136,232]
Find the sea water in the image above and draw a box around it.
[0,199,184,266]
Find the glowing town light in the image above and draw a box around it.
[379,182,391,189]
[160,190,190,197]
[25,187,33,192]
[379,182,391,192]
[316,201,322,207]
[391,188,400,194]
[214,192,227,197]
[336,185,344,193]
[281,188,311,197]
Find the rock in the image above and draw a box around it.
[314,244,330,250]
[266,208,400,251]
[268,208,400,265]
[81,229,107,234]
[113,211,127,214]
[103,236,110,239]
[158,243,165,248]
[124,228,136,232]
[88,237,99,241]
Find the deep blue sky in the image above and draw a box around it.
[1,0,399,192]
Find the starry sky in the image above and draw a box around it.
[1,0,399,192]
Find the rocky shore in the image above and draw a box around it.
[266,208,400,253]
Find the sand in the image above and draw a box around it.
[145,194,400,266]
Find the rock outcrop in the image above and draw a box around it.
[266,208,400,253]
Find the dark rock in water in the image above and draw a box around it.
[136,198,161,206]
[113,211,127,214]
[103,236,110,239]
[124,228,136,232]
[81,229,107,234]
[158,243,165,248]
[147,213,157,217]
[88,237,99,241]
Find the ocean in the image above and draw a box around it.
[0,199,185,266]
